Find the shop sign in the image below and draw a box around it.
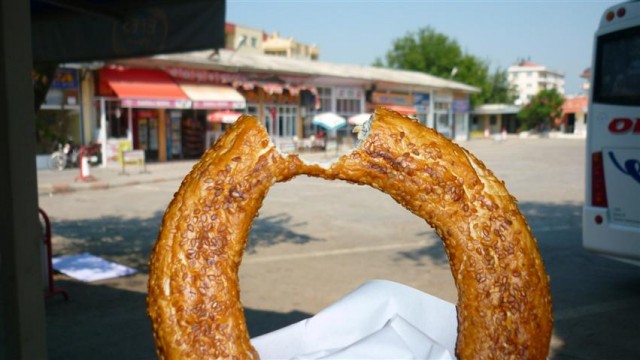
[434,94,453,103]
[121,98,192,109]
[452,99,470,113]
[372,92,412,106]
[51,68,79,89]
[192,100,246,109]
[165,66,246,84]
[412,93,430,106]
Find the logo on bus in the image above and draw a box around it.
[609,152,640,185]
[608,118,640,134]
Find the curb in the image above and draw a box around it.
[38,176,184,196]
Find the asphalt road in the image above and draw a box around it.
[40,137,640,360]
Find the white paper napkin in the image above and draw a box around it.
[52,252,137,282]
[251,280,458,359]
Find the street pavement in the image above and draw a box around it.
[38,137,640,360]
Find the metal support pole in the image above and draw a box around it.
[100,97,108,167]
[428,89,435,129]
[127,106,133,144]
[0,0,48,358]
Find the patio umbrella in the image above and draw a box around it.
[312,112,347,130]
[348,113,372,126]
[208,110,242,124]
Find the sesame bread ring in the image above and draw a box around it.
[147,108,553,359]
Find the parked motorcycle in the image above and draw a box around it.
[48,139,79,171]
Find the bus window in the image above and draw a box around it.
[594,25,640,105]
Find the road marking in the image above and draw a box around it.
[555,297,640,321]
[244,242,427,264]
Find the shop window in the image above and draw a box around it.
[336,98,361,116]
[35,109,81,154]
[277,105,297,137]
[435,102,450,111]
[247,104,258,117]
[107,101,129,138]
[317,87,332,112]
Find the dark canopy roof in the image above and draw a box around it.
[31,0,226,64]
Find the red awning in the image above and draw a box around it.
[100,68,191,109]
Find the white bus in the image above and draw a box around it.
[583,1,640,265]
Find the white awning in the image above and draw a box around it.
[178,84,246,109]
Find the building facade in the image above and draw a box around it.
[471,104,521,135]
[508,60,565,105]
[41,45,478,166]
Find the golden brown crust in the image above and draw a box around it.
[148,108,553,359]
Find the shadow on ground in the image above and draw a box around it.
[49,211,322,273]
[46,279,311,360]
[396,200,640,359]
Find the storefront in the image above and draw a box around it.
[412,92,431,127]
[166,66,307,152]
[560,95,588,136]
[241,86,299,152]
[432,93,453,138]
[178,83,246,156]
[96,67,249,163]
[106,52,480,151]
[35,68,82,157]
[470,104,521,136]
[452,96,470,141]
[96,67,191,164]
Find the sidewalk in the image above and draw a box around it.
[37,160,198,196]
[37,150,348,196]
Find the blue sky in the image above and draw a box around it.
[227,0,623,95]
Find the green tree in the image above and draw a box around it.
[516,88,565,131]
[375,27,513,105]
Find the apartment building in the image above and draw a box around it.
[508,59,565,105]
[224,23,265,54]
[224,24,320,61]
[264,32,319,60]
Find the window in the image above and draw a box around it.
[317,87,332,112]
[317,87,363,117]
[251,37,257,48]
[277,105,297,137]
[335,88,362,116]
[246,104,258,116]
[336,99,360,115]
[434,102,450,111]
[594,25,640,105]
